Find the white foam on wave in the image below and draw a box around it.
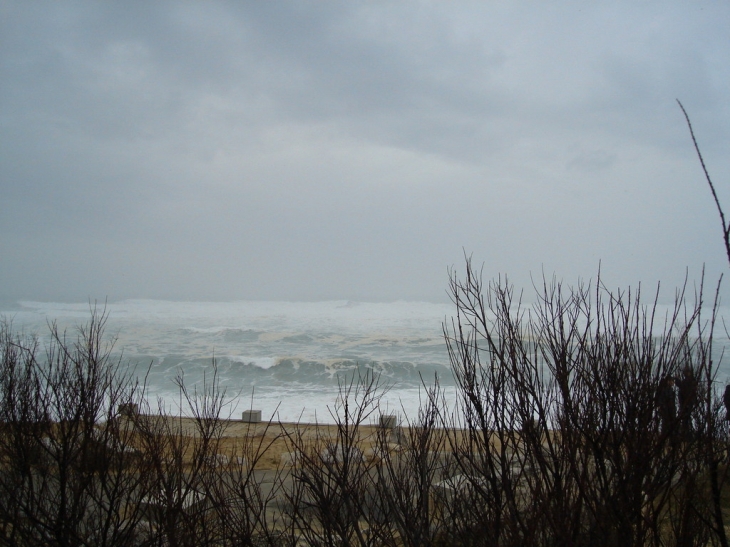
[226,355,278,370]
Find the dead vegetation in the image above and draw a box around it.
[1,262,728,547]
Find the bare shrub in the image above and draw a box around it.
[373,380,449,547]
[0,309,147,547]
[1,260,726,546]
[0,313,288,547]
[281,371,392,547]
[197,405,288,546]
[132,365,291,547]
[442,259,727,546]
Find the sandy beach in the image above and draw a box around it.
[129,415,393,471]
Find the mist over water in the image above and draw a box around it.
[3,299,729,423]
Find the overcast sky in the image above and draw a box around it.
[1,2,729,304]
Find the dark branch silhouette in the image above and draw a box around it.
[677,99,730,267]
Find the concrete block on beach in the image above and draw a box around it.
[379,414,398,429]
[389,426,404,444]
[242,410,262,423]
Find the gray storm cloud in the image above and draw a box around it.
[1,1,729,303]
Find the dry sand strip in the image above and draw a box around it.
[122,415,518,473]
[125,415,401,471]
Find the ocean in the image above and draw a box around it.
[2,299,728,423]
[1,300,454,423]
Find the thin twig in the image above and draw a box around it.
[677,99,730,266]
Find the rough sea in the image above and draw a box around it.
[1,300,455,423]
[2,299,729,423]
